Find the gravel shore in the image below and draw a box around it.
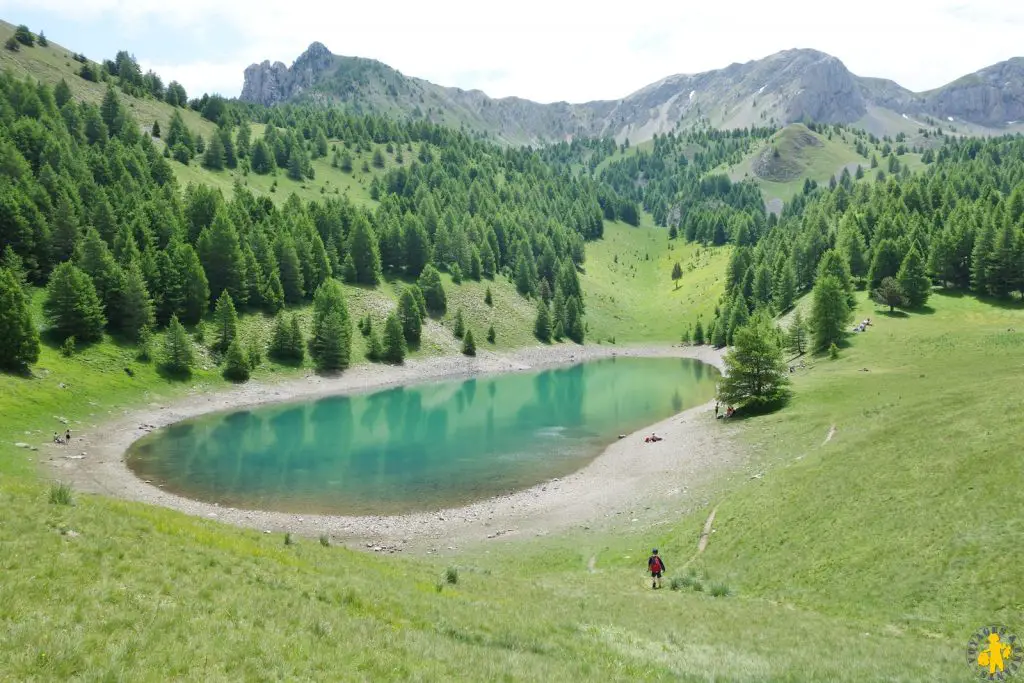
[48,343,735,553]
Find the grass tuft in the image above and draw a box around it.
[709,582,732,598]
[319,533,330,547]
[284,532,294,546]
[444,566,459,585]
[48,481,73,506]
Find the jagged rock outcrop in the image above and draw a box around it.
[240,42,335,106]
[238,43,1024,144]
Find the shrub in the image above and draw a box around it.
[829,342,839,359]
[319,534,330,547]
[462,329,476,357]
[487,324,496,344]
[49,482,73,506]
[284,532,294,546]
[60,336,76,357]
[670,577,685,591]
[444,566,459,585]
[709,582,731,598]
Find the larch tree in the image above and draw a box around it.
[44,262,106,343]
[810,275,851,351]
[717,314,790,411]
[0,267,40,371]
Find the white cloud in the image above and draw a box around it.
[6,0,1024,102]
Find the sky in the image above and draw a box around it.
[2,0,1024,103]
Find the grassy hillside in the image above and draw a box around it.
[583,219,729,343]
[0,21,217,140]
[171,125,406,208]
[3,290,1018,679]
[722,123,926,204]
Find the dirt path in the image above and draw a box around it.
[697,507,717,553]
[824,425,837,444]
[48,343,736,553]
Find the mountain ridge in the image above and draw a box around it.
[240,44,1024,144]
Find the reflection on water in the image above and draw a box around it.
[127,357,719,515]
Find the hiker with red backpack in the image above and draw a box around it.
[648,548,665,589]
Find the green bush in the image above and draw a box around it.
[444,567,459,585]
[319,534,330,547]
[60,336,76,357]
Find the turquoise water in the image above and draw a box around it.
[127,357,719,515]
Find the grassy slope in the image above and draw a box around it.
[0,21,217,140]
[6,291,1016,680]
[723,124,925,203]
[583,218,728,343]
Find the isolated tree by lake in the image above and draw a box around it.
[786,310,807,356]
[872,277,905,312]
[161,315,193,376]
[398,287,422,344]
[462,329,476,356]
[453,308,465,339]
[693,319,705,345]
[810,275,851,351]
[45,262,106,343]
[269,313,304,364]
[314,309,348,372]
[896,247,931,308]
[382,313,406,364]
[534,300,552,343]
[418,264,446,315]
[487,324,496,344]
[564,296,584,343]
[310,280,351,370]
[717,314,790,411]
[0,267,39,371]
[212,290,238,353]
[223,339,250,381]
[671,262,682,288]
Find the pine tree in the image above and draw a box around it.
[382,313,406,364]
[418,264,447,315]
[161,315,194,376]
[197,210,246,307]
[671,262,683,288]
[810,275,851,351]
[0,266,40,371]
[564,296,584,343]
[693,319,705,345]
[44,262,106,343]
[717,314,790,410]
[404,219,430,276]
[310,280,351,371]
[896,247,931,308]
[270,313,304,364]
[398,287,422,344]
[534,300,552,342]
[786,310,807,356]
[314,309,348,372]
[277,236,304,304]
[223,339,250,381]
[347,215,382,285]
[176,243,210,325]
[868,239,903,289]
[287,146,305,181]
[202,132,225,170]
[462,329,476,356]
[484,286,493,306]
[366,329,383,361]
[453,309,465,339]
[773,261,796,312]
[487,324,496,344]
[118,264,155,341]
[817,249,856,309]
[212,290,238,353]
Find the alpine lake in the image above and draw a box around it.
[127,357,719,515]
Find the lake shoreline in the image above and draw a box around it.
[49,343,733,552]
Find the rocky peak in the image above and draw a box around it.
[240,42,337,106]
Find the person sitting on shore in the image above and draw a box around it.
[725,406,735,418]
[53,432,63,445]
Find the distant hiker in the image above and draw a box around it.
[53,432,61,444]
[65,429,71,444]
[648,549,665,589]
[714,402,720,418]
